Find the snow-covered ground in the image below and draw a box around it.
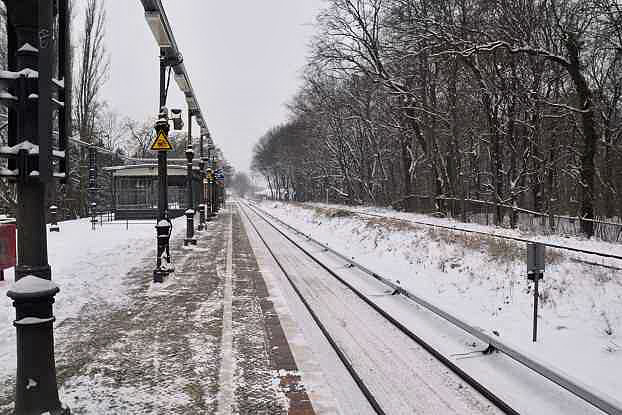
[256,200,622,402]
[0,217,186,377]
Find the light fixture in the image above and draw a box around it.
[145,11,172,48]
[175,72,191,93]
[171,108,184,130]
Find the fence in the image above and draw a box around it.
[394,195,622,243]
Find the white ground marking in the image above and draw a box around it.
[216,206,235,414]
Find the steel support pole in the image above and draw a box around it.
[157,152,167,221]
[206,148,214,219]
[533,273,541,342]
[184,111,196,246]
[158,51,168,223]
[213,177,218,213]
[3,1,67,413]
[154,50,171,282]
[197,134,205,230]
[215,182,220,212]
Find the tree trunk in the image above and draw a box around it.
[565,34,597,237]
[400,135,414,211]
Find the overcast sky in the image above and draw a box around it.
[98,0,324,173]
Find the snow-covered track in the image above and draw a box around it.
[240,202,386,414]
[244,200,622,415]
[239,200,517,415]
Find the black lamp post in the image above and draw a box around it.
[197,129,207,231]
[1,1,71,413]
[184,108,196,246]
[206,137,216,218]
[153,108,172,283]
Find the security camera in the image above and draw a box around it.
[171,108,184,131]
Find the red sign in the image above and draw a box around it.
[0,224,16,270]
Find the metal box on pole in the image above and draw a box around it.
[527,242,545,342]
[527,242,545,276]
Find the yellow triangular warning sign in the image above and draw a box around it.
[150,130,173,151]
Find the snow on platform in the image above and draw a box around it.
[1,217,185,377]
[0,210,315,414]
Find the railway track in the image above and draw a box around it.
[239,200,518,415]
[240,200,622,415]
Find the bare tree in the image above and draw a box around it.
[74,0,109,143]
[231,172,254,198]
[250,0,622,240]
[125,117,156,158]
[95,109,129,151]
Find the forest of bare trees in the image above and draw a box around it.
[252,0,622,238]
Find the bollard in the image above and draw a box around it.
[527,242,545,342]
[7,276,67,414]
[49,205,59,232]
[197,204,206,231]
[184,209,197,246]
[207,200,215,220]
[90,202,97,231]
[153,218,173,283]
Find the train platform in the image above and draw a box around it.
[0,205,317,414]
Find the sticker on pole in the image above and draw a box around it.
[150,129,173,151]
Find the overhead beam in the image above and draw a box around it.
[138,0,207,130]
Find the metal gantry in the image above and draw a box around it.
[139,0,210,280]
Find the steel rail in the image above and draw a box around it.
[248,200,622,415]
[238,203,386,415]
[241,201,518,415]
